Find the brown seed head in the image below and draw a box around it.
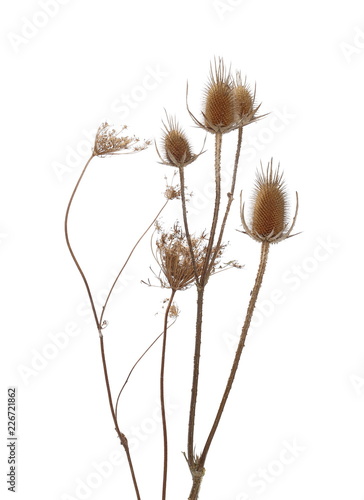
[233,72,262,126]
[251,161,288,238]
[234,85,253,117]
[160,116,195,167]
[203,58,237,133]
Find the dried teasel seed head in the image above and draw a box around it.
[251,163,287,237]
[234,74,253,117]
[158,115,199,168]
[202,58,237,133]
[233,72,262,126]
[164,128,193,166]
[240,160,299,244]
[234,85,253,117]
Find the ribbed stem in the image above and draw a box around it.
[188,241,270,500]
[187,132,222,466]
[207,126,243,276]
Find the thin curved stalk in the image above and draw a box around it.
[115,317,177,420]
[188,241,270,500]
[160,289,176,500]
[100,199,169,326]
[65,153,143,500]
[100,336,141,500]
[178,166,200,284]
[64,154,99,330]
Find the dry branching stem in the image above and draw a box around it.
[64,126,159,500]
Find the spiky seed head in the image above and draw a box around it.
[164,129,193,166]
[234,78,254,118]
[233,72,262,126]
[159,116,196,167]
[202,58,237,133]
[251,161,287,238]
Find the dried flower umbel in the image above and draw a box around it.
[153,223,223,291]
[93,122,151,157]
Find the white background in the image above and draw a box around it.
[1,0,364,499]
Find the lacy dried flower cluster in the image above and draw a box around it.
[93,122,152,157]
[153,223,224,291]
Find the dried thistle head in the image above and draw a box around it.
[240,160,299,244]
[156,115,202,168]
[153,223,223,290]
[93,122,151,157]
[187,57,239,134]
[233,72,262,126]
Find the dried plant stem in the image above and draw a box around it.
[201,132,223,285]
[188,241,270,500]
[187,132,222,465]
[64,154,99,329]
[160,289,176,500]
[115,317,177,420]
[65,155,146,500]
[207,126,243,276]
[100,199,169,326]
[178,166,199,282]
[100,335,141,500]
